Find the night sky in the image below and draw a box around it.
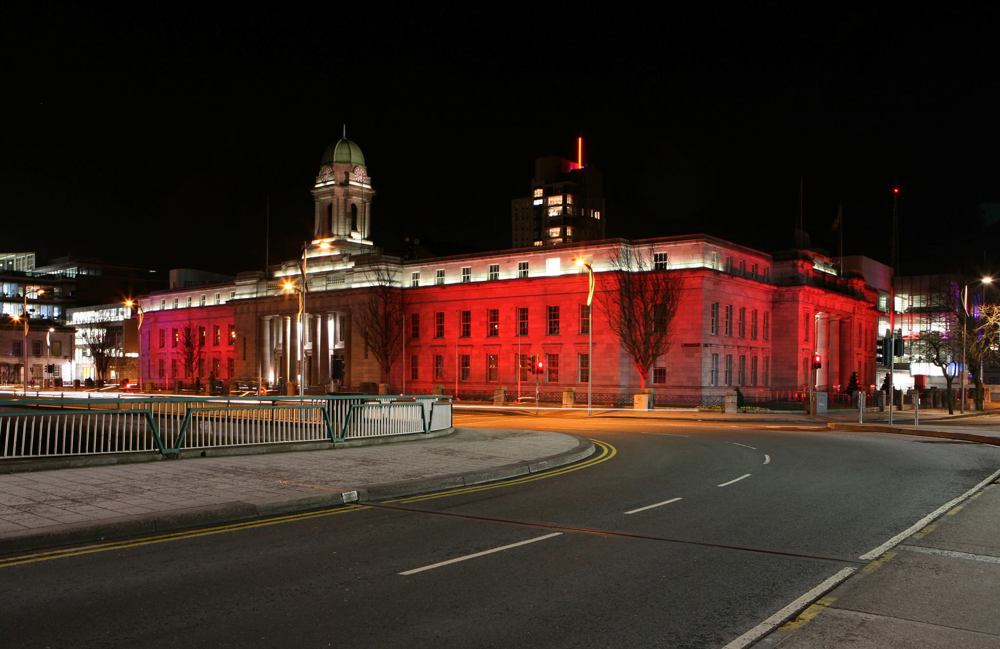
[5,5,1000,277]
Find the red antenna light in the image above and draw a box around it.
[892,186,900,194]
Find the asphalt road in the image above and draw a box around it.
[2,414,999,649]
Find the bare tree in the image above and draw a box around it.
[358,263,404,386]
[180,326,204,382]
[912,330,960,414]
[598,246,681,389]
[967,304,1000,410]
[82,326,120,383]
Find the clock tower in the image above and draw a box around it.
[311,130,375,250]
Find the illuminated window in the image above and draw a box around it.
[410,313,420,339]
[546,195,563,206]
[548,227,561,238]
[435,269,445,285]
[593,211,601,220]
[547,306,560,335]
[200,295,206,307]
[460,310,471,338]
[533,188,543,198]
[487,309,499,337]
[565,194,574,205]
[517,307,528,336]
[172,328,179,348]
[461,267,471,283]
[654,252,668,270]
[213,325,221,346]
[486,354,498,382]
[533,198,543,206]
[460,355,470,381]
[579,304,591,334]
[228,325,236,345]
[547,206,562,217]
[565,226,574,237]
[488,264,500,281]
[198,327,206,346]
[546,353,559,382]
[533,241,543,247]
[518,262,529,278]
[435,312,444,338]
[411,272,420,287]
[578,353,589,383]
[215,293,221,305]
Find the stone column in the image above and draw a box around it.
[319,313,331,388]
[261,316,272,386]
[283,316,292,385]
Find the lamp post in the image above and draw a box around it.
[124,299,144,393]
[575,258,595,416]
[961,275,993,413]
[290,240,332,397]
[281,278,305,397]
[12,287,44,396]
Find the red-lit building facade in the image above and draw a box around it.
[137,137,881,404]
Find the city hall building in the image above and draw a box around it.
[137,137,881,404]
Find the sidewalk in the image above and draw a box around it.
[0,428,591,555]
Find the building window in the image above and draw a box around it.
[411,272,420,287]
[228,325,236,345]
[435,269,445,286]
[548,226,561,238]
[579,304,591,335]
[410,355,419,380]
[653,367,667,384]
[654,303,668,334]
[763,357,769,386]
[434,354,444,381]
[710,303,719,335]
[710,353,719,386]
[198,327,206,347]
[231,291,236,300]
[32,341,42,357]
[804,311,810,341]
[159,329,165,348]
[738,355,746,386]
[460,310,471,338]
[487,309,499,337]
[213,325,221,346]
[751,310,758,340]
[227,358,235,378]
[533,188,543,198]
[547,306,560,335]
[198,358,205,378]
[518,261,529,278]
[517,307,528,336]
[739,260,746,276]
[160,299,166,310]
[158,359,165,379]
[751,263,758,278]
[434,312,444,338]
[173,298,178,309]
[51,341,62,356]
[763,312,770,341]
[172,328,179,348]
[200,295,206,307]
[187,297,192,308]
[518,354,531,382]
[486,354,499,382]
[460,355,470,381]
[546,195,563,206]
[461,267,471,283]
[727,256,734,272]
[724,305,733,336]
[751,356,758,387]
[725,354,733,386]
[215,293,221,305]
[578,353,590,383]
[546,353,559,383]
[410,313,420,339]
[171,359,177,378]
[654,252,668,270]
[212,357,221,377]
[488,264,500,281]
[12,341,22,356]
[738,307,746,338]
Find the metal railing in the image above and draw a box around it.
[0,394,452,460]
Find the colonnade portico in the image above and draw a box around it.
[259,311,347,389]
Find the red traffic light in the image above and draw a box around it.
[812,353,822,370]
[536,360,544,373]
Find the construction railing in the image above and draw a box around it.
[0,394,452,460]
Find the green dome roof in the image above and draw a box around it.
[321,137,366,166]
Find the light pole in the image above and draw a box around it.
[124,299,144,392]
[961,275,993,413]
[11,287,44,396]
[45,326,54,389]
[281,278,305,397]
[575,258,595,416]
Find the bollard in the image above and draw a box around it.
[914,393,919,427]
[858,391,866,424]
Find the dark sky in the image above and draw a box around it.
[5,4,1000,277]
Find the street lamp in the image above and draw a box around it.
[124,299,144,392]
[574,258,595,415]
[288,240,332,397]
[961,275,993,413]
[281,278,305,397]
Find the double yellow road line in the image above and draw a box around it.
[0,439,616,570]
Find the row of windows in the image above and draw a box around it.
[410,306,592,339]
[709,303,769,341]
[157,292,237,311]
[709,353,769,387]
[9,341,62,357]
[156,357,235,379]
[158,326,236,348]
[410,352,592,383]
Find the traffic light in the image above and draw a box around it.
[881,337,893,365]
[535,357,545,375]
[875,337,885,366]
[812,353,822,370]
[894,337,904,357]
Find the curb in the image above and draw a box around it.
[828,423,1000,446]
[0,435,595,557]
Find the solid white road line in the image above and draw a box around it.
[399,532,563,576]
[721,567,856,649]
[901,545,1000,564]
[859,467,1000,561]
[763,454,771,465]
[732,442,757,450]
[717,473,752,487]
[624,497,683,515]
